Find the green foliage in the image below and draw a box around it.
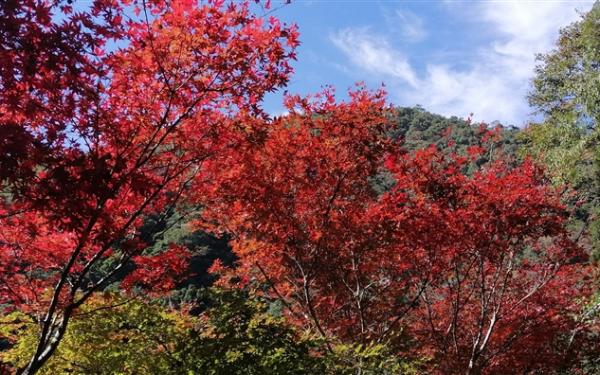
[1,299,185,374]
[1,290,417,374]
[389,106,520,155]
[529,2,600,129]
[137,210,234,308]
[519,122,589,186]
[522,2,600,258]
[0,291,320,374]
[323,342,421,375]
[93,209,235,309]
[186,289,324,375]
[557,294,600,374]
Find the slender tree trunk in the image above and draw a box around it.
[18,315,69,375]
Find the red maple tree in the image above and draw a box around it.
[0,0,297,373]
[198,87,590,373]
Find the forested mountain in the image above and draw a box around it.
[390,106,520,154]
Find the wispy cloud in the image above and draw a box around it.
[330,28,419,88]
[385,9,427,42]
[330,2,594,126]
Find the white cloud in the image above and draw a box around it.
[412,64,523,125]
[331,2,594,126]
[330,28,419,88]
[386,9,427,42]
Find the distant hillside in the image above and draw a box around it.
[389,106,521,155]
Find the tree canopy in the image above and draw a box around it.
[2,1,600,374]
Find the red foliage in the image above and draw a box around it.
[0,0,297,372]
[121,245,191,295]
[198,88,590,373]
[384,149,588,373]
[1,0,594,372]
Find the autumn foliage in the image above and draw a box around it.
[197,87,590,373]
[0,0,597,374]
[0,0,297,372]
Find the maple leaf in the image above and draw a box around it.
[0,0,297,373]
[197,87,590,374]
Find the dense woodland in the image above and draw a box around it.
[1,0,600,374]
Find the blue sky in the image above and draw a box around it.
[262,0,595,126]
